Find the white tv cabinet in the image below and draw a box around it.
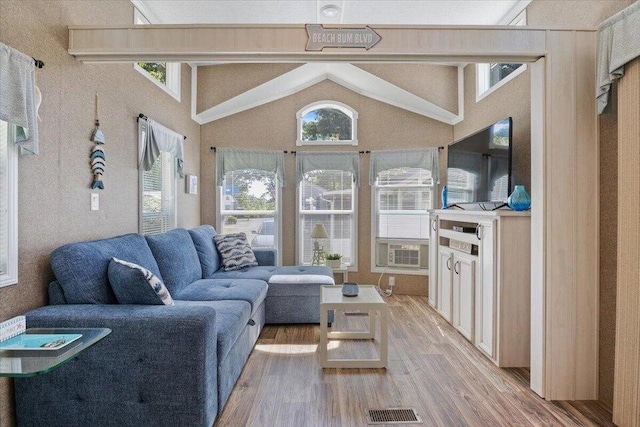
[429,209,531,367]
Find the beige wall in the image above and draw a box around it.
[199,64,456,295]
[0,1,200,424]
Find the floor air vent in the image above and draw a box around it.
[366,408,422,425]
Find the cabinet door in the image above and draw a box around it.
[428,215,439,308]
[453,254,476,341]
[437,248,453,322]
[475,220,496,357]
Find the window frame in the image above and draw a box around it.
[138,123,178,235]
[133,8,181,102]
[296,170,358,271]
[475,9,527,102]
[216,170,283,266]
[370,168,434,276]
[296,101,358,146]
[0,121,18,287]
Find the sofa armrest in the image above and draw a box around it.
[15,304,218,427]
[253,248,277,266]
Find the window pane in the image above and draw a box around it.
[300,214,353,265]
[0,121,8,274]
[300,170,353,211]
[489,63,523,87]
[301,108,352,141]
[299,169,355,266]
[221,169,277,250]
[376,167,432,240]
[220,215,276,248]
[141,152,176,235]
[137,62,167,84]
[222,169,276,212]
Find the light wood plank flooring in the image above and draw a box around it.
[216,295,613,426]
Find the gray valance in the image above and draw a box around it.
[139,117,184,178]
[369,148,440,185]
[296,152,360,186]
[216,148,286,187]
[597,1,640,114]
[0,43,38,155]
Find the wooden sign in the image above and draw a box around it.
[305,24,382,51]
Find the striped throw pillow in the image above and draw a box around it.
[213,233,258,271]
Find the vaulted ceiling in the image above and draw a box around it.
[132,0,531,26]
[131,0,529,122]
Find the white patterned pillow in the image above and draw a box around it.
[108,257,174,305]
[213,233,258,271]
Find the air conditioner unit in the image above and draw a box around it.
[376,240,429,269]
[388,244,421,268]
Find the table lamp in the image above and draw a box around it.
[310,223,329,265]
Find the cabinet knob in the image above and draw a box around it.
[475,224,482,240]
[446,257,452,270]
[454,261,460,275]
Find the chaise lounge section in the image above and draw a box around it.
[14,225,334,427]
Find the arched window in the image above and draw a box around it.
[296,101,358,146]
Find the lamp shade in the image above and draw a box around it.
[310,223,329,239]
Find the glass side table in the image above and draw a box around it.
[0,328,111,424]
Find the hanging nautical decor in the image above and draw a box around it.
[90,92,105,189]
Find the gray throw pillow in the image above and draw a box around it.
[213,233,258,271]
[108,257,174,305]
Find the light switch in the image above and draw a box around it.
[91,193,99,211]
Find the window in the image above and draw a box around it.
[373,167,434,274]
[297,101,358,146]
[139,125,177,235]
[133,8,181,101]
[298,170,357,267]
[476,9,527,101]
[0,120,18,287]
[218,169,280,254]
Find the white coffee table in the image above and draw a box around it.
[319,285,388,368]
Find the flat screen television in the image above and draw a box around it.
[446,117,512,206]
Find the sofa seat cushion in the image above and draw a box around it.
[175,279,267,315]
[145,229,202,295]
[51,233,162,304]
[267,274,335,297]
[175,300,251,361]
[209,265,333,284]
[188,225,221,278]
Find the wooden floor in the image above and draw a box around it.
[216,295,613,426]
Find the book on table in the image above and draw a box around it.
[0,333,83,357]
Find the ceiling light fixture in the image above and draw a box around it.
[320,4,341,18]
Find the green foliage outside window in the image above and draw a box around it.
[301,108,352,141]
[137,62,167,84]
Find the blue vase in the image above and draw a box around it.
[441,185,448,209]
[508,185,531,211]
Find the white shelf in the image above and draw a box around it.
[439,229,479,245]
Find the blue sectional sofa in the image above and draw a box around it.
[14,225,333,427]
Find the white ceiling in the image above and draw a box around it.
[132,0,531,25]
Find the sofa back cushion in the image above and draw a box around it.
[50,233,161,304]
[145,228,202,294]
[188,225,221,277]
[213,233,258,271]
[108,258,174,305]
